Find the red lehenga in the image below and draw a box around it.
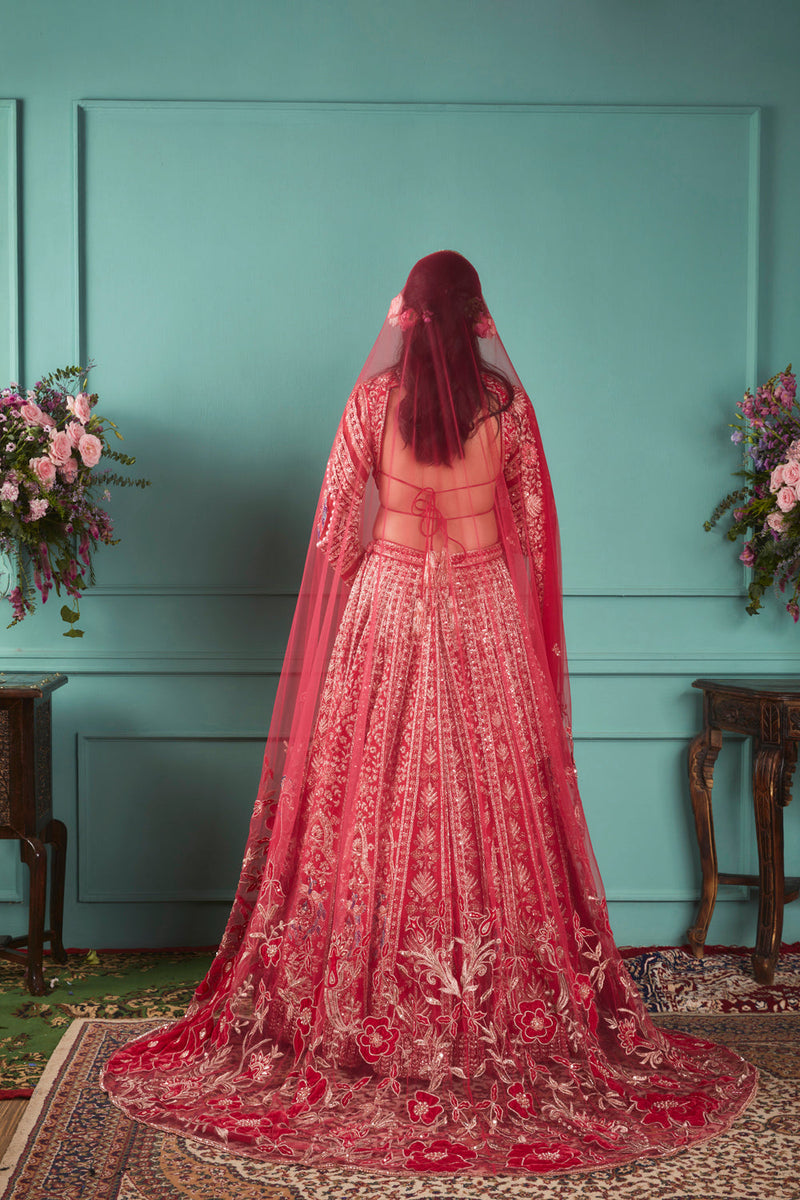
[102,266,757,1176]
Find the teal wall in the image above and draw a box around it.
[2,0,800,950]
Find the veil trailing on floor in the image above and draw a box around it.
[101,252,756,1175]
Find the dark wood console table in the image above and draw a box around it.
[687,677,800,985]
[0,672,68,994]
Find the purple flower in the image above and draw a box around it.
[739,544,756,567]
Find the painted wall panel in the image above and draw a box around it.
[575,733,749,902]
[77,733,265,901]
[75,102,756,598]
[0,99,19,386]
[0,843,22,903]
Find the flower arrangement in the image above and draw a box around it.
[0,365,150,636]
[705,365,800,618]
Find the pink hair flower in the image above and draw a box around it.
[387,293,405,326]
[474,312,497,339]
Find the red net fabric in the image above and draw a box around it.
[101,253,756,1174]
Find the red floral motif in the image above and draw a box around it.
[572,974,599,1031]
[407,1090,443,1125]
[635,1092,716,1129]
[506,1141,583,1171]
[581,1131,618,1150]
[507,1081,535,1118]
[513,1000,557,1044]
[251,1108,292,1147]
[295,998,314,1035]
[617,1018,640,1055]
[404,1139,478,1171]
[337,1122,371,1149]
[259,937,282,968]
[573,973,593,1005]
[247,1050,274,1082]
[587,1052,628,1098]
[356,1015,400,1063]
[288,1066,326,1116]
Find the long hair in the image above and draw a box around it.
[395,251,514,465]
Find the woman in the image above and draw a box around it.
[102,251,757,1175]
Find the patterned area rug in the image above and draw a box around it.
[623,945,800,1014]
[0,1014,797,1200]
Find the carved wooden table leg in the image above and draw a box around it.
[752,741,785,985]
[19,835,47,995]
[43,817,68,964]
[687,727,723,958]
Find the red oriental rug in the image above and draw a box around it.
[1,1014,798,1200]
[621,944,800,1014]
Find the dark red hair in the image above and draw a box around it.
[395,251,513,465]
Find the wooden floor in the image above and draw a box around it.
[0,1100,28,1159]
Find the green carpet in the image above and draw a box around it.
[0,949,213,1093]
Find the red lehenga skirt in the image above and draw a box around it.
[102,539,757,1175]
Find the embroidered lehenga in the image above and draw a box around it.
[102,252,756,1175]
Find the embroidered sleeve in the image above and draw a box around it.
[316,383,373,583]
[503,388,547,602]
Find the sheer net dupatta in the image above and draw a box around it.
[217,286,586,979]
[100,254,756,1175]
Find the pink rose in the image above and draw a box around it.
[20,402,55,429]
[776,485,797,513]
[770,464,785,492]
[29,497,49,520]
[31,456,56,488]
[397,307,418,331]
[66,420,84,448]
[66,393,91,424]
[767,511,786,533]
[20,402,42,424]
[60,456,79,484]
[1,479,19,501]
[78,433,102,467]
[48,429,73,465]
[783,460,800,488]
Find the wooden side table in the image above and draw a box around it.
[687,677,800,985]
[0,672,68,994]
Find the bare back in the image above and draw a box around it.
[373,386,502,552]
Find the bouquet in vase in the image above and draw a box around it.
[705,365,800,618]
[0,365,149,635]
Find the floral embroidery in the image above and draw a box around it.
[404,1139,478,1171]
[514,1000,557,1044]
[289,1066,327,1115]
[355,1015,400,1063]
[507,1141,584,1171]
[407,1089,444,1125]
[507,1081,536,1118]
[635,1092,717,1129]
[247,1051,274,1082]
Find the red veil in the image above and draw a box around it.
[102,252,756,1175]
